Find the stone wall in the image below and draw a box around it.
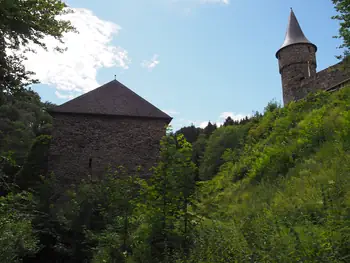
[277,44,317,104]
[295,61,350,101]
[48,113,168,186]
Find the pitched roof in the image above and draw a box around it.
[50,80,172,121]
[276,8,317,58]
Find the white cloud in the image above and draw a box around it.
[163,109,180,116]
[172,0,229,5]
[219,112,248,122]
[19,8,130,98]
[141,54,160,71]
[172,111,250,131]
[200,0,229,4]
[198,121,209,128]
[54,91,75,100]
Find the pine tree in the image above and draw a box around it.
[223,116,234,126]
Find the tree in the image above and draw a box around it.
[264,100,280,113]
[16,135,51,191]
[203,122,217,137]
[0,89,53,173]
[131,134,197,262]
[223,116,234,126]
[332,0,350,61]
[0,0,76,93]
[192,133,207,175]
[176,125,202,144]
[0,192,39,263]
[199,125,249,180]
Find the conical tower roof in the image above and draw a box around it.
[276,8,317,58]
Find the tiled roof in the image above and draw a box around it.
[50,80,172,121]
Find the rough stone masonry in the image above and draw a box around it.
[276,8,350,104]
[48,80,172,186]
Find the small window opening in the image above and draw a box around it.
[89,158,92,169]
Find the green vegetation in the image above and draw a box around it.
[2,85,350,262]
[0,0,350,262]
[332,0,350,59]
[0,0,75,93]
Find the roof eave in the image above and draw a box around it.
[275,42,317,58]
[48,109,172,122]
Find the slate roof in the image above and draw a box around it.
[276,8,317,58]
[50,80,172,122]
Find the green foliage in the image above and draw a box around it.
[0,191,38,262]
[0,153,19,194]
[16,135,51,190]
[191,133,207,172]
[2,87,350,262]
[199,124,250,180]
[2,2,350,261]
[129,134,198,263]
[175,124,202,143]
[0,89,53,170]
[191,87,350,262]
[203,121,217,137]
[332,0,350,60]
[0,0,76,93]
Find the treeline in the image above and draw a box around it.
[2,85,350,262]
[0,87,257,262]
[1,0,350,262]
[174,113,260,180]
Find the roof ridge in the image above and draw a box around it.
[50,80,172,121]
[112,79,166,116]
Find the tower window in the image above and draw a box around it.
[89,158,92,168]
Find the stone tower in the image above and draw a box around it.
[276,8,318,104]
[48,80,172,186]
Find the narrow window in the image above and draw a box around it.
[89,158,92,168]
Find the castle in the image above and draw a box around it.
[48,80,172,184]
[48,9,350,184]
[277,8,350,104]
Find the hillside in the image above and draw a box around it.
[1,86,350,262]
[2,0,350,262]
[189,87,350,262]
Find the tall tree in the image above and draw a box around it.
[176,124,202,144]
[192,133,207,173]
[132,134,197,262]
[0,0,76,93]
[203,122,217,137]
[223,116,234,126]
[332,0,350,60]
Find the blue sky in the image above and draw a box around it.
[26,0,342,130]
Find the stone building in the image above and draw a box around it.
[48,80,172,185]
[276,9,350,104]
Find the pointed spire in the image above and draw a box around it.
[276,8,316,58]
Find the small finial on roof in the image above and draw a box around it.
[276,8,317,58]
[290,7,293,10]
[114,74,116,80]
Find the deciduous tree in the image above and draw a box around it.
[0,0,76,93]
